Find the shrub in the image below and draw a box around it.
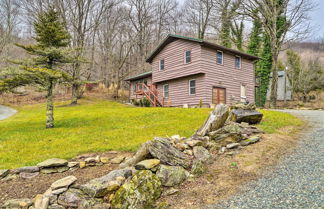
[141,97,151,107]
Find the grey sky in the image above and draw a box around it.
[310,0,324,39]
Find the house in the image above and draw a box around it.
[125,34,259,107]
[266,71,292,101]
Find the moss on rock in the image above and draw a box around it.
[111,170,162,209]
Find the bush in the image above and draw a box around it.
[141,97,151,107]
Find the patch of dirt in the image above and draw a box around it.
[159,125,306,209]
[0,151,132,204]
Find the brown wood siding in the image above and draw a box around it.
[156,74,206,107]
[129,39,256,106]
[200,47,255,105]
[151,39,203,83]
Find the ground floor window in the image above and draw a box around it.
[163,84,169,98]
[189,79,196,95]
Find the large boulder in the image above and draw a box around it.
[81,168,133,197]
[230,109,263,124]
[156,165,188,187]
[111,170,162,209]
[148,138,192,169]
[196,104,230,136]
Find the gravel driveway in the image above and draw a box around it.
[0,105,17,120]
[205,110,324,209]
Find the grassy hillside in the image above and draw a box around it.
[0,98,303,169]
[0,98,210,169]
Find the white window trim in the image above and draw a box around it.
[163,84,169,98]
[184,50,191,64]
[159,59,164,71]
[216,50,223,65]
[189,79,196,96]
[235,56,241,69]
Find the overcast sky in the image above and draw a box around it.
[310,0,324,39]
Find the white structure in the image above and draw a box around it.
[267,71,292,101]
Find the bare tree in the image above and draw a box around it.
[243,0,314,108]
[183,0,216,39]
[0,0,20,56]
[155,0,178,42]
[214,0,242,47]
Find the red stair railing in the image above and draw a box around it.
[135,83,164,107]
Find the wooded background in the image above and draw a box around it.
[0,0,322,106]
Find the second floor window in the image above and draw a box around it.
[235,56,241,69]
[163,84,169,98]
[159,59,164,71]
[185,50,191,64]
[217,51,223,64]
[189,79,196,95]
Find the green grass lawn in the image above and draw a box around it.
[257,109,303,133]
[0,99,303,169]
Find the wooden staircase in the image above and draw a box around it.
[135,83,164,107]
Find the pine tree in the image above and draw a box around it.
[0,7,71,128]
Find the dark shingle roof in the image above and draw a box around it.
[146,34,259,63]
[124,71,152,81]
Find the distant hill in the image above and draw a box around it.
[279,41,324,64]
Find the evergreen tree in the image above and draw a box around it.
[0,7,71,128]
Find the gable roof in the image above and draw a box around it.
[146,34,259,63]
[124,71,152,81]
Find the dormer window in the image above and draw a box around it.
[185,50,191,64]
[217,51,223,65]
[235,56,241,69]
[159,59,165,71]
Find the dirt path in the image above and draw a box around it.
[0,105,16,120]
[205,110,324,209]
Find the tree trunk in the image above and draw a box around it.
[46,80,54,128]
[71,83,79,105]
[270,55,278,108]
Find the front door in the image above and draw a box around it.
[212,87,226,104]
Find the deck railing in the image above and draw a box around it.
[135,83,164,107]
